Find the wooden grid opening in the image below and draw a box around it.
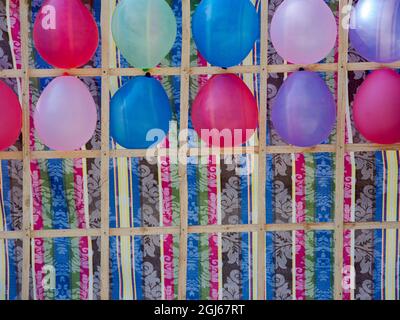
[0,0,399,300]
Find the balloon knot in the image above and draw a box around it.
[222,67,227,70]
[145,72,151,78]
[299,67,305,71]
[62,72,69,76]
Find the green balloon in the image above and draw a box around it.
[111,0,177,69]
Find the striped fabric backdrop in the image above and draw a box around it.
[0,0,399,300]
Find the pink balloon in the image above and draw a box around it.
[353,69,400,144]
[34,76,97,150]
[0,81,22,151]
[270,0,337,64]
[191,74,258,148]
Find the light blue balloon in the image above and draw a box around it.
[111,0,177,69]
[192,0,260,68]
[110,76,172,149]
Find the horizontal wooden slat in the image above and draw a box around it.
[346,143,400,152]
[188,224,260,234]
[188,146,259,156]
[0,151,23,160]
[265,144,336,154]
[0,69,23,78]
[1,60,398,80]
[30,68,103,77]
[1,220,399,239]
[268,62,337,73]
[345,221,400,230]
[347,61,400,71]
[0,231,24,239]
[265,222,335,231]
[110,226,180,236]
[31,150,102,159]
[32,228,101,238]
[2,143,400,161]
[109,67,181,76]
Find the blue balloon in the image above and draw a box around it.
[110,76,172,149]
[192,0,260,68]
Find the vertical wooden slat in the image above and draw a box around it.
[100,0,111,300]
[257,0,268,301]
[334,0,349,300]
[177,0,191,300]
[20,0,31,300]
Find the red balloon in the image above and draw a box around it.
[353,69,400,144]
[0,81,22,150]
[192,74,259,147]
[33,0,99,69]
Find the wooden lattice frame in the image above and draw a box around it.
[0,0,399,300]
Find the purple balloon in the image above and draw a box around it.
[271,71,336,147]
[34,76,98,150]
[350,0,400,63]
[270,0,337,64]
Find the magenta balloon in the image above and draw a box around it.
[271,71,336,147]
[270,0,337,64]
[191,74,259,148]
[34,76,97,150]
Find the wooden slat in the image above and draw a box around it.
[347,61,400,71]
[256,0,268,301]
[2,60,400,79]
[3,221,400,240]
[3,218,400,241]
[109,149,159,158]
[31,150,101,159]
[345,221,400,230]
[109,67,181,77]
[18,0,31,300]
[32,229,101,239]
[0,69,23,78]
[100,0,111,300]
[189,224,259,234]
[190,65,260,75]
[30,68,102,77]
[265,144,336,154]
[110,226,180,236]
[20,0,31,301]
[177,0,191,300]
[4,142,400,162]
[333,0,350,300]
[268,62,337,73]
[188,146,259,156]
[265,222,335,231]
[0,151,23,160]
[3,143,400,161]
[0,231,24,239]
[346,143,400,152]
